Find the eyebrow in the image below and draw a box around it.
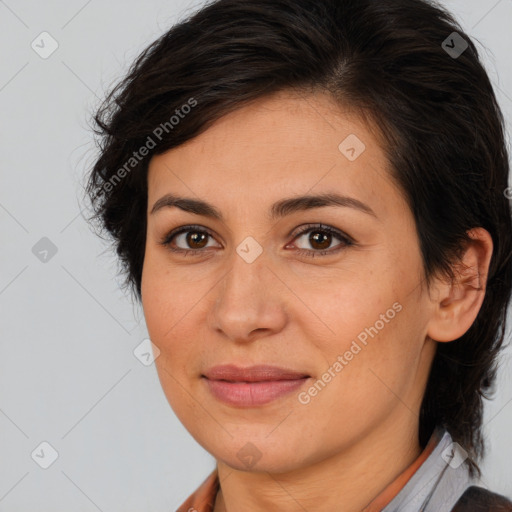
[150,192,377,220]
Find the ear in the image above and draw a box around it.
[426,227,493,343]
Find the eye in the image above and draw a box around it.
[159,224,220,256]
[288,224,353,258]
[159,223,354,258]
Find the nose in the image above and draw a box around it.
[207,248,288,344]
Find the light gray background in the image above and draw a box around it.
[0,0,511,510]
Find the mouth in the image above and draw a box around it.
[201,364,311,407]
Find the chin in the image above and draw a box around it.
[202,433,317,474]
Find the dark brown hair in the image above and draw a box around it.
[83,0,512,477]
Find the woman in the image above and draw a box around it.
[84,0,512,510]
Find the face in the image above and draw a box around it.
[141,89,438,473]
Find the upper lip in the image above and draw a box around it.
[202,364,310,382]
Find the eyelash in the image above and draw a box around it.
[159,223,354,258]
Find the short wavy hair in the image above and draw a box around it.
[83,0,512,477]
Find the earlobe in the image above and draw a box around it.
[426,227,493,343]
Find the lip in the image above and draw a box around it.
[202,364,311,407]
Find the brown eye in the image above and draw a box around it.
[160,225,220,255]
[160,223,354,258]
[291,224,353,258]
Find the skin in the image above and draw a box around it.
[140,89,493,512]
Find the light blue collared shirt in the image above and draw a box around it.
[382,428,479,512]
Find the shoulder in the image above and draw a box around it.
[451,486,512,512]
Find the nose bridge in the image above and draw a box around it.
[210,240,286,340]
[218,242,269,311]
[218,216,270,298]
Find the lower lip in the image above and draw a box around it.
[203,377,310,406]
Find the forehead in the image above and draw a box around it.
[147,90,402,222]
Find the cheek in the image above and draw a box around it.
[288,264,395,350]
[141,276,168,343]
[141,270,199,419]
[141,266,182,378]
[141,256,189,339]
[294,269,420,410]
[141,260,207,381]
[295,319,417,450]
